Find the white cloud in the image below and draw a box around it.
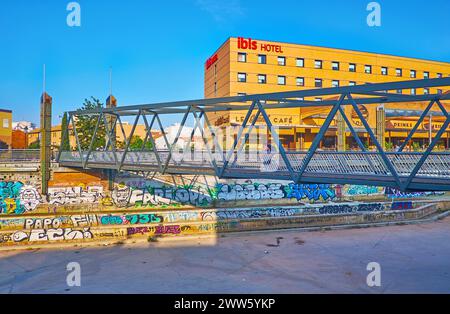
[196,0,245,22]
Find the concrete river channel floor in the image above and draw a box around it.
[0,216,450,293]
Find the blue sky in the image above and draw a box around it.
[0,0,449,126]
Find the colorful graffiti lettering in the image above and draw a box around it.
[48,186,105,205]
[318,203,384,215]
[286,184,336,201]
[0,182,41,214]
[344,185,385,196]
[217,183,285,201]
[391,202,413,210]
[100,213,163,225]
[11,228,93,242]
[112,184,211,207]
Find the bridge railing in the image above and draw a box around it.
[58,149,450,179]
[0,149,41,162]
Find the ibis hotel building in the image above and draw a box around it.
[204,37,450,150]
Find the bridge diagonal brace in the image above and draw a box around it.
[192,109,221,176]
[102,113,120,170]
[83,112,103,169]
[142,113,164,172]
[403,98,450,190]
[70,114,84,166]
[232,107,262,168]
[296,94,347,180]
[256,100,296,182]
[347,93,403,189]
[399,99,435,152]
[141,113,156,151]
[337,106,379,174]
[104,114,119,151]
[163,106,191,173]
[202,110,225,165]
[220,100,258,177]
[118,110,142,172]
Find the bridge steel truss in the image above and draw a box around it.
[57,78,450,192]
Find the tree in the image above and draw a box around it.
[129,135,153,151]
[75,97,106,150]
[28,141,40,149]
[60,112,71,151]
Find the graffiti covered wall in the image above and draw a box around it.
[0,182,42,214]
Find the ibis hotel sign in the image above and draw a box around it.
[237,37,284,53]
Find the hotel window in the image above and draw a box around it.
[332,80,340,88]
[349,63,356,72]
[296,77,305,86]
[2,119,9,128]
[238,52,247,63]
[237,73,247,83]
[315,60,322,69]
[258,54,267,64]
[258,74,267,84]
[214,82,217,96]
[381,67,388,75]
[438,89,443,95]
[297,97,304,101]
[424,88,430,95]
[396,68,402,77]
[437,73,443,78]
[214,64,217,77]
[349,81,356,86]
[315,78,322,88]
[424,71,429,79]
[296,58,304,67]
[278,56,286,66]
[315,97,322,102]
[364,65,372,74]
[278,75,286,85]
[396,89,402,94]
[332,61,340,71]
[411,88,416,95]
[410,70,416,78]
[237,93,247,96]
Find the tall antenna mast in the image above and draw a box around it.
[109,66,112,96]
[43,64,46,94]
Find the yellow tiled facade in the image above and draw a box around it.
[204,37,450,150]
[0,109,12,149]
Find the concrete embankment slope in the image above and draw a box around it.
[1,199,449,251]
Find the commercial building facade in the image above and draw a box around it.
[204,37,450,150]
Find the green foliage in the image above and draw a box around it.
[128,135,153,151]
[60,112,71,151]
[28,141,40,149]
[76,97,106,150]
[385,141,394,151]
[412,142,421,152]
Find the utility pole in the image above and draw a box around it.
[105,67,117,191]
[40,64,52,195]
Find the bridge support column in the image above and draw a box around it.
[376,105,386,149]
[106,95,117,191]
[337,110,346,151]
[40,92,52,195]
